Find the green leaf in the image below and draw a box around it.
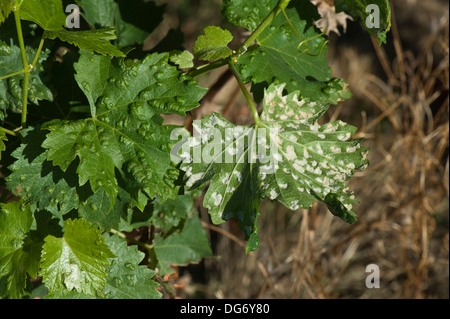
[193,26,233,61]
[181,83,368,249]
[7,127,80,218]
[0,0,13,26]
[335,0,391,44]
[0,40,53,119]
[45,28,125,57]
[76,0,165,48]
[0,201,40,299]
[41,51,206,208]
[39,218,115,297]
[169,50,194,69]
[222,0,278,32]
[103,234,161,299]
[19,0,66,31]
[153,214,212,275]
[234,6,349,104]
[151,191,199,231]
[19,0,124,57]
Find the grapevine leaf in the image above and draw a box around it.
[44,28,125,57]
[193,26,233,61]
[103,234,161,299]
[0,0,13,26]
[179,114,263,250]
[6,127,142,230]
[19,0,124,57]
[0,40,53,119]
[7,127,80,218]
[19,0,66,31]
[222,0,278,32]
[169,50,194,69]
[234,5,350,104]
[153,214,212,275]
[41,51,206,208]
[40,218,115,297]
[76,0,165,48]
[0,201,40,299]
[181,83,368,249]
[150,192,199,231]
[335,0,391,44]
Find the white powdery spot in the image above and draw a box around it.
[310,122,320,132]
[318,133,326,139]
[279,183,288,189]
[308,101,317,108]
[290,200,299,210]
[285,145,297,161]
[211,192,223,206]
[233,170,242,182]
[293,159,306,173]
[346,146,356,153]
[330,145,341,153]
[227,186,235,193]
[346,163,356,169]
[265,92,275,105]
[303,148,310,158]
[288,134,298,143]
[221,173,231,184]
[315,143,324,155]
[269,189,278,200]
[344,203,353,211]
[186,172,203,187]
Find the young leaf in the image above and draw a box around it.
[153,214,212,275]
[181,83,368,249]
[39,218,115,297]
[193,26,233,61]
[103,234,161,299]
[0,201,40,299]
[41,51,206,207]
[335,0,391,44]
[170,50,194,69]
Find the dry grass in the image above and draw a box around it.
[169,0,449,299]
[156,0,449,299]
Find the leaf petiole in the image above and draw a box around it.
[228,60,260,125]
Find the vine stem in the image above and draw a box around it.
[13,4,30,128]
[228,61,260,125]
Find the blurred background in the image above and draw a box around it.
[147,0,449,299]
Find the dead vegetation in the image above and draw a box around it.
[155,0,449,299]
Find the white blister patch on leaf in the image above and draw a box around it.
[180,83,368,251]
